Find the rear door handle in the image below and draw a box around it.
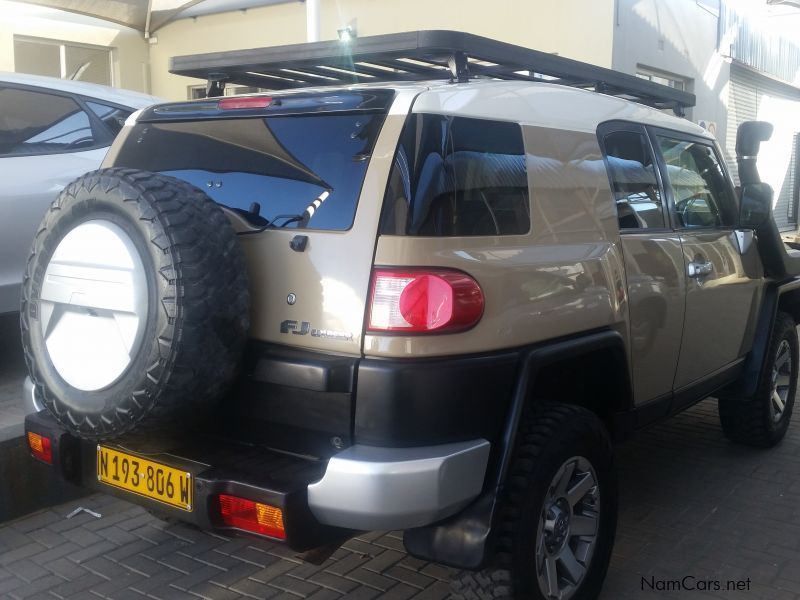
[687,260,713,278]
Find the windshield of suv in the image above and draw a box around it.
[114,112,384,230]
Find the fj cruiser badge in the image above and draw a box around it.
[280,320,354,341]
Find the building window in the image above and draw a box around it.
[13,36,112,86]
[635,67,688,92]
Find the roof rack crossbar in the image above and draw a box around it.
[170,30,695,113]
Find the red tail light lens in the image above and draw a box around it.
[368,269,484,333]
[217,494,285,539]
[218,96,272,110]
[27,431,52,464]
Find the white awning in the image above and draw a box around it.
[14,0,295,35]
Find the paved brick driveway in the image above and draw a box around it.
[2,400,799,599]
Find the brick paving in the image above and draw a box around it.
[1,400,798,599]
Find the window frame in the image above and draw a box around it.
[646,125,740,232]
[596,120,671,235]
[0,82,127,157]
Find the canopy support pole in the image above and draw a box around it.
[306,0,320,42]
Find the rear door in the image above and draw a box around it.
[651,130,764,391]
[108,89,417,356]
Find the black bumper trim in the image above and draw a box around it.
[25,411,352,552]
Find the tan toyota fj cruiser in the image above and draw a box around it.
[22,31,800,600]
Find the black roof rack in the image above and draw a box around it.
[170,30,695,115]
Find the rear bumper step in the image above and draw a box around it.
[24,411,490,548]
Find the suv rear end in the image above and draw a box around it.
[25,85,506,550]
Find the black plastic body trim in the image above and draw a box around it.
[670,360,744,414]
[248,342,355,394]
[354,352,519,447]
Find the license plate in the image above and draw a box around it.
[97,446,193,512]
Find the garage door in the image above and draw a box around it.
[727,65,800,231]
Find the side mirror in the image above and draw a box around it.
[739,182,773,229]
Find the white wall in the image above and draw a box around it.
[0,1,150,93]
[148,0,616,100]
[612,0,730,144]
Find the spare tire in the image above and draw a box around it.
[21,168,249,440]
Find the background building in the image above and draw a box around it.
[3,0,800,230]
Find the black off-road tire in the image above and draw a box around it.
[450,403,617,600]
[21,168,249,441]
[718,311,798,448]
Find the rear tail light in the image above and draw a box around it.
[217,96,273,110]
[217,494,286,539]
[368,268,484,333]
[27,431,52,464]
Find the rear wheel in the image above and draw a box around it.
[718,311,798,447]
[21,168,249,441]
[451,403,617,600]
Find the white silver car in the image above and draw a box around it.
[0,72,159,314]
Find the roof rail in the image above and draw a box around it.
[169,30,695,115]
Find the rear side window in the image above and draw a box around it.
[114,113,384,230]
[0,87,97,156]
[602,130,665,230]
[380,114,529,236]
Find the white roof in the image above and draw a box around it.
[0,71,161,108]
[411,80,710,138]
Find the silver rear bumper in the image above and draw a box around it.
[307,439,490,530]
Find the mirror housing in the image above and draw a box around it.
[739,182,773,230]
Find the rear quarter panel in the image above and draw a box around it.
[365,123,628,357]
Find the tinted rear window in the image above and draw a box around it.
[0,87,97,156]
[380,114,529,236]
[114,112,385,230]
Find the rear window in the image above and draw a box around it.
[86,101,132,136]
[0,87,98,156]
[380,114,530,236]
[114,112,385,230]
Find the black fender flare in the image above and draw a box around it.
[403,329,631,570]
[734,278,800,398]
